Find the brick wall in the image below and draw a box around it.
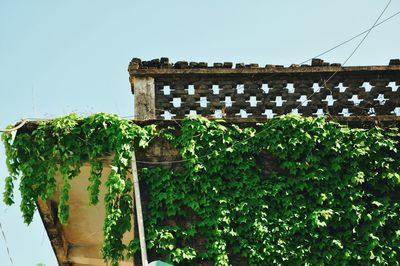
[129,57,400,121]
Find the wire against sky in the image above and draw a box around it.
[301,8,399,65]
[296,0,393,110]
[320,0,392,89]
[0,220,14,266]
[342,0,392,66]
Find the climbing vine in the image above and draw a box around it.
[2,113,400,265]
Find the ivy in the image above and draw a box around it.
[2,113,400,265]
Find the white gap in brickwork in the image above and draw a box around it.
[312,83,320,93]
[322,95,337,106]
[261,83,270,93]
[348,95,363,106]
[161,111,176,120]
[297,95,310,106]
[291,108,302,115]
[339,108,352,117]
[286,83,295,93]
[236,84,245,94]
[189,110,197,116]
[362,82,372,92]
[222,96,234,107]
[211,85,220,94]
[368,108,376,116]
[388,81,399,92]
[337,82,347,92]
[213,109,224,118]
[262,109,276,118]
[198,97,209,107]
[392,107,400,116]
[246,96,260,107]
[186,85,195,95]
[313,109,325,117]
[162,85,172,95]
[374,94,388,105]
[171,97,182,107]
[272,96,286,107]
[236,109,251,118]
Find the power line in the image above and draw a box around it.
[300,7,399,65]
[0,220,14,266]
[297,0,393,110]
[342,0,392,66]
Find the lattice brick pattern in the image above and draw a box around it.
[154,78,400,119]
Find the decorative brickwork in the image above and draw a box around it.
[129,58,400,120]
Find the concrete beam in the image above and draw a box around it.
[128,64,400,78]
[37,199,70,265]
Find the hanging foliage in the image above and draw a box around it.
[2,113,400,265]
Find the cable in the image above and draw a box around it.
[296,0,393,109]
[0,220,14,266]
[343,0,392,66]
[300,7,399,65]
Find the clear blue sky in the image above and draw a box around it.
[1,1,399,265]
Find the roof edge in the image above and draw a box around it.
[128,57,400,76]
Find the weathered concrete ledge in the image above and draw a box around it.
[128,57,400,77]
